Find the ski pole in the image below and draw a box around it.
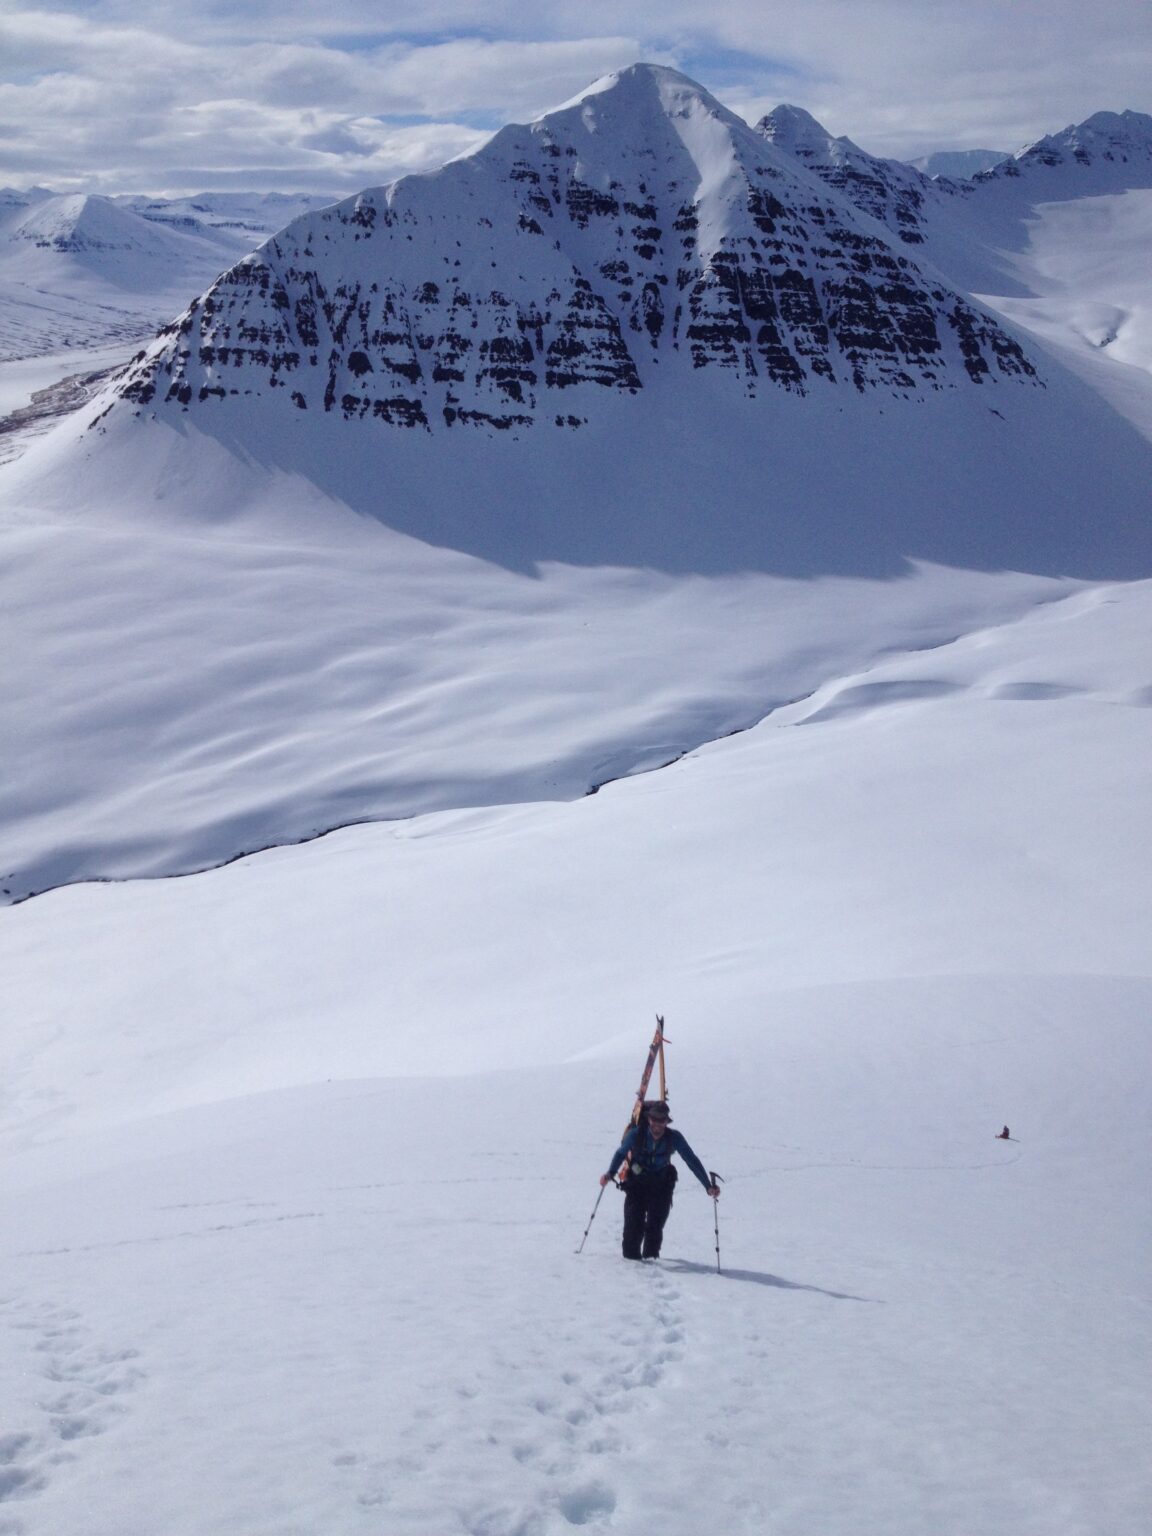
[575,1183,608,1254]
[709,1172,725,1274]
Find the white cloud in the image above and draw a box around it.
[1,2,1150,193]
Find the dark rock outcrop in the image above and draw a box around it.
[112,66,1043,435]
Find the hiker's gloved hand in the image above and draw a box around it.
[599,1174,611,1187]
[707,1185,721,1198]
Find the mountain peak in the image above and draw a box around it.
[108,64,1042,437]
[755,104,940,245]
[978,107,1152,189]
[6,192,144,250]
[546,62,734,121]
[1029,108,1152,157]
[519,63,765,186]
[757,104,861,163]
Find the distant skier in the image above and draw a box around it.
[997,1126,1011,1140]
[600,1101,719,1261]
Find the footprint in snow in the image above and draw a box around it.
[1,1300,144,1512]
[557,1480,617,1526]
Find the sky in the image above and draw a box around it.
[1,0,1151,196]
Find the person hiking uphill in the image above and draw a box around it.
[600,1101,720,1261]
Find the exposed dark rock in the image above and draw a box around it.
[106,67,1044,438]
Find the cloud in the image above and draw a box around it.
[710,0,1152,156]
[1,2,1150,194]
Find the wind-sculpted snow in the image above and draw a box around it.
[109,66,1040,436]
[1,577,1150,1536]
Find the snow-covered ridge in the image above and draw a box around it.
[749,101,1152,372]
[109,65,1041,436]
[0,188,339,258]
[0,188,340,364]
[4,194,203,255]
[1062,106,1152,143]
[756,103,1152,246]
[754,104,956,247]
[991,108,1152,185]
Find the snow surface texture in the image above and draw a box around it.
[1,70,1151,1532]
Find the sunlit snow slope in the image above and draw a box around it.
[1,577,1149,1536]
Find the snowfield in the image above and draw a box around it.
[2,575,1150,1536]
[1,66,1150,1536]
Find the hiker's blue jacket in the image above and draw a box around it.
[607,1126,712,1190]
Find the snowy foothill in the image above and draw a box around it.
[977,186,1152,379]
[1,65,1151,1536]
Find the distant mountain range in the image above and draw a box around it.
[0,188,338,360]
[758,103,1152,260]
[5,88,1149,383]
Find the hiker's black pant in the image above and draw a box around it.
[622,1167,676,1259]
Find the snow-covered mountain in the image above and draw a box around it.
[0,188,338,363]
[945,111,1152,373]
[1,68,1150,1536]
[112,190,340,242]
[979,109,1152,190]
[2,192,233,264]
[115,67,1039,434]
[753,103,1152,375]
[3,63,1151,905]
[755,104,952,246]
